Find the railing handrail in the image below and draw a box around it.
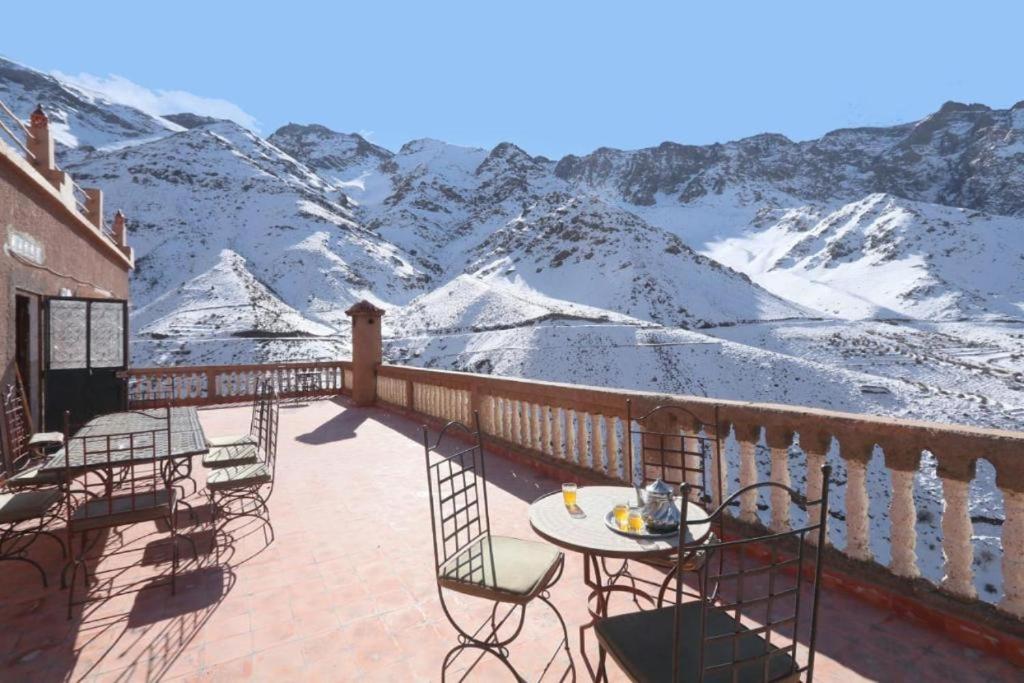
[0,99,34,158]
[375,363,1024,476]
[127,359,350,375]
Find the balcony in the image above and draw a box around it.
[2,359,1022,680]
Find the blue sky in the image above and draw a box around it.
[3,1,1021,157]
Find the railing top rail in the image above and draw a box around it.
[375,363,1024,476]
[126,360,351,375]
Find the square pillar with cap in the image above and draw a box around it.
[345,300,385,406]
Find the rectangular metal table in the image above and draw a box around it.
[42,407,208,474]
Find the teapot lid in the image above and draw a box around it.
[645,478,674,496]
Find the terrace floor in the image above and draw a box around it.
[1,397,1019,682]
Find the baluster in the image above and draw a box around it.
[553,408,565,459]
[1000,487,1024,617]
[501,398,511,441]
[589,413,602,473]
[940,474,976,598]
[844,454,874,562]
[707,430,723,508]
[577,412,589,470]
[607,415,620,480]
[540,405,551,455]
[768,434,792,533]
[524,401,533,446]
[889,467,920,577]
[510,400,521,445]
[566,410,578,464]
[738,427,760,523]
[533,403,542,451]
[495,397,505,438]
[803,440,830,545]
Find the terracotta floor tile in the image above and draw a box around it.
[1,398,1017,681]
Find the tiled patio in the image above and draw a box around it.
[1,397,1019,681]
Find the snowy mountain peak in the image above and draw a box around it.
[269,123,393,173]
[0,56,179,152]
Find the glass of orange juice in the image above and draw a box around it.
[562,483,578,507]
[628,507,644,533]
[613,503,629,529]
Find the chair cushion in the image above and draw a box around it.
[207,463,272,491]
[7,463,64,488]
[0,488,62,524]
[207,434,257,448]
[28,432,64,448]
[70,489,174,532]
[595,602,797,683]
[203,444,260,469]
[438,534,562,604]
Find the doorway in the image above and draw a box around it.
[14,292,41,425]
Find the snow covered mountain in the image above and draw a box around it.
[2,56,1022,431]
[465,192,808,327]
[4,56,1024,602]
[708,194,1024,320]
[0,57,179,154]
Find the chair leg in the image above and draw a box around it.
[437,588,530,681]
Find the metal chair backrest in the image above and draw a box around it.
[250,379,272,445]
[61,406,174,523]
[261,386,280,478]
[672,466,832,683]
[626,400,722,505]
[422,412,493,580]
[1,372,34,474]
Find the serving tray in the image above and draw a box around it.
[603,510,678,538]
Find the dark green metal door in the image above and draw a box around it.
[44,297,128,430]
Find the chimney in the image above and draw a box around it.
[84,188,104,230]
[345,300,385,406]
[27,104,56,173]
[112,210,128,246]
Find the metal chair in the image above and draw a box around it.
[207,387,279,544]
[422,412,575,681]
[61,406,186,619]
[596,466,832,682]
[2,370,64,487]
[205,377,268,449]
[202,380,270,469]
[625,400,722,502]
[625,400,724,600]
[0,375,67,587]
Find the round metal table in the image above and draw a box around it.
[529,485,711,679]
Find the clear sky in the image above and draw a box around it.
[2,0,1021,158]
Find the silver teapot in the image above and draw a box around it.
[636,478,681,532]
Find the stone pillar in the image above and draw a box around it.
[84,188,103,229]
[112,210,128,246]
[345,300,385,406]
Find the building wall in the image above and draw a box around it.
[0,150,132,400]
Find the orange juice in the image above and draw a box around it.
[628,509,644,533]
[562,483,577,507]
[613,504,629,528]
